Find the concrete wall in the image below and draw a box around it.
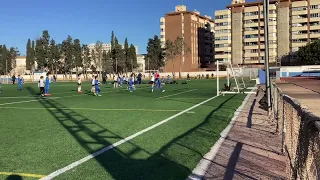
[280,65,320,77]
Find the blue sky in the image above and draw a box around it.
[0,0,238,55]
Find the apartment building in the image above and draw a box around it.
[160,5,215,72]
[215,0,320,65]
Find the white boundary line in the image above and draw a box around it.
[187,89,254,180]
[157,89,197,99]
[0,94,84,106]
[40,95,219,180]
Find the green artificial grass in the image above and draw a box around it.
[0,79,250,180]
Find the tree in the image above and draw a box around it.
[91,49,96,73]
[113,37,125,73]
[73,39,82,72]
[9,47,19,72]
[82,44,91,78]
[124,38,130,72]
[296,39,320,65]
[48,39,61,74]
[145,35,165,71]
[164,40,177,76]
[105,50,113,73]
[30,40,35,72]
[0,45,10,74]
[129,44,137,71]
[26,39,32,70]
[94,41,103,78]
[164,37,190,78]
[61,35,73,74]
[35,30,51,70]
[174,37,191,78]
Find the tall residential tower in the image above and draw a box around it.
[160,5,215,72]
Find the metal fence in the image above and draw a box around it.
[272,83,320,179]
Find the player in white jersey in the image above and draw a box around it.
[91,75,95,93]
[77,74,82,93]
[151,73,155,92]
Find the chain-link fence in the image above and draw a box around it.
[272,83,320,179]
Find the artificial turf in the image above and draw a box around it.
[0,79,250,180]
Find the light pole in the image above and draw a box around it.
[263,0,272,113]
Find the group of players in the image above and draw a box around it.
[77,72,165,97]
[7,72,165,97]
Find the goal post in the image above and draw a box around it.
[216,61,255,95]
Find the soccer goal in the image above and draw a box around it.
[216,61,255,95]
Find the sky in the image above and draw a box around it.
[0,0,248,55]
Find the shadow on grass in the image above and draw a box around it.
[25,86,243,179]
[6,175,22,180]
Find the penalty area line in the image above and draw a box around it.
[40,95,219,180]
[157,89,197,99]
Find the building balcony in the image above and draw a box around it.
[292,10,308,16]
[243,15,259,20]
[215,47,231,52]
[244,23,259,28]
[215,25,232,30]
[244,30,259,35]
[243,38,259,42]
[244,53,259,57]
[292,26,308,31]
[291,42,308,48]
[292,34,308,39]
[310,23,320,30]
[292,18,308,23]
[310,33,320,38]
[244,45,259,50]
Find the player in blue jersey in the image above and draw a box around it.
[17,75,23,91]
[94,76,102,96]
[129,74,134,92]
[45,73,51,96]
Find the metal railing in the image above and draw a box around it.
[272,83,320,179]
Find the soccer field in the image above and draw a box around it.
[0,79,251,180]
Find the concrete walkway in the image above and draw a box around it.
[202,93,286,179]
[276,81,320,117]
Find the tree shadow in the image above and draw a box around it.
[25,87,241,179]
[6,175,22,180]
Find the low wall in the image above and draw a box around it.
[272,83,320,180]
[0,71,229,83]
[280,65,320,77]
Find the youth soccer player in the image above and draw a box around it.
[94,76,102,96]
[77,74,82,93]
[156,77,165,93]
[129,74,134,92]
[45,73,51,96]
[38,76,45,97]
[113,74,118,89]
[91,75,95,93]
[17,75,23,91]
[151,73,155,92]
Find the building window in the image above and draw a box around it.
[310,13,320,18]
[160,35,164,38]
[292,39,308,43]
[244,34,258,38]
[310,5,320,10]
[269,10,277,14]
[160,22,164,25]
[215,14,231,19]
[244,11,258,16]
[269,17,276,21]
[215,22,231,26]
[292,6,307,11]
[215,36,230,41]
[161,28,164,32]
[215,29,231,34]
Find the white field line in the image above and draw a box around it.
[187,88,255,180]
[0,106,196,113]
[0,94,84,106]
[40,95,219,180]
[157,89,197,99]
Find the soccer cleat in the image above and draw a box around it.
[98,94,102,96]
[162,90,165,92]
[152,89,154,92]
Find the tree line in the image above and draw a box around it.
[145,35,190,78]
[26,30,138,77]
[0,45,19,75]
